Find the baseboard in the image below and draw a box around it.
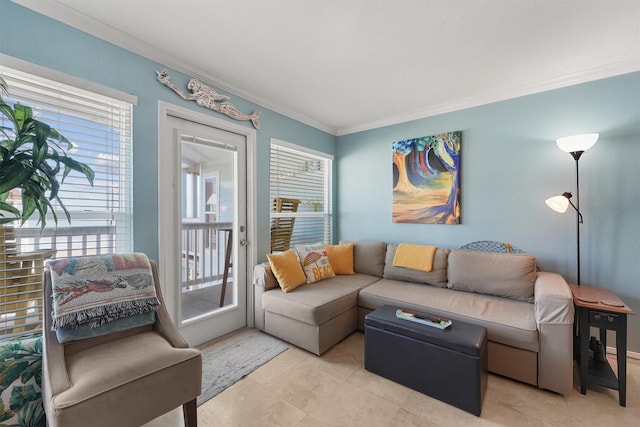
[606,346,640,360]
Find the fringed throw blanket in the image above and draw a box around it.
[392,243,437,272]
[47,253,159,330]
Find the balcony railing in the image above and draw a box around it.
[181,221,232,291]
[1,222,234,339]
[13,223,233,291]
[14,225,117,257]
[1,225,117,340]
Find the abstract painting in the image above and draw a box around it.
[392,131,461,224]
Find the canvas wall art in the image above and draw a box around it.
[392,131,461,224]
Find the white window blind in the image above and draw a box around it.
[270,139,332,251]
[1,66,134,339]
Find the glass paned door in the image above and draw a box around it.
[180,136,236,321]
[160,114,247,346]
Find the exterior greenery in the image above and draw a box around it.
[0,76,94,227]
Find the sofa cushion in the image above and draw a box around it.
[383,244,449,287]
[349,241,387,277]
[263,274,379,326]
[324,243,355,275]
[359,279,538,352]
[447,250,537,303]
[294,242,335,283]
[266,249,307,293]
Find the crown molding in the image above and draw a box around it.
[336,58,640,136]
[12,1,640,138]
[11,0,339,135]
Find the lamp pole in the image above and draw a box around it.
[570,151,584,286]
[551,133,598,287]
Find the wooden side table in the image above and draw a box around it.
[570,284,635,406]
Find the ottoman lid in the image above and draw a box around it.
[365,305,487,357]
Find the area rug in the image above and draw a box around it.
[197,328,288,406]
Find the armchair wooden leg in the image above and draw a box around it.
[183,398,197,427]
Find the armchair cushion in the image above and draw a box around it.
[48,331,201,426]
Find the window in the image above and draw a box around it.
[1,65,135,339]
[182,167,202,220]
[269,139,333,251]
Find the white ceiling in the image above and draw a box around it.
[14,0,640,135]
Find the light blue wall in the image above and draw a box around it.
[337,72,640,352]
[0,0,336,263]
[3,1,639,353]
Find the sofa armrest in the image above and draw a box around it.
[534,271,574,395]
[535,271,574,324]
[253,263,279,331]
[253,262,279,291]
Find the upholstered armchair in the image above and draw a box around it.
[42,256,202,427]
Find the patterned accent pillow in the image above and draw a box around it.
[0,334,45,427]
[294,243,335,283]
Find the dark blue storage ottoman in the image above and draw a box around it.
[364,305,488,416]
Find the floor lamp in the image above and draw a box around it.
[545,133,598,286]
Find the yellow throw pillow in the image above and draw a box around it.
[266,249,307,293]
[294,243,335,283]
[324,243,355,275]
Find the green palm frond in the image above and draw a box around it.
[0,336,44,427]
[0,398,16,423]
[0,338,42,392]
[0,78,94,226]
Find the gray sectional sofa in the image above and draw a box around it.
[253,241,575,396]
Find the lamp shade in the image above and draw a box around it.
[556,133,599,153]
[545,195,570,213]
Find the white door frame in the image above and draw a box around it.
[157,101,257,343]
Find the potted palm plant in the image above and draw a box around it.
[1,75,96,427]
[0,75,94,227]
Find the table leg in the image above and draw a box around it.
[579,307,589,394]
[617,314,627,407]
[599,327,607,349]
[573,313,580,360]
